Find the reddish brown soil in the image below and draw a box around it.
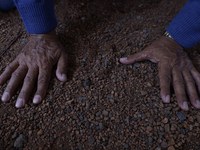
[1,0,200,149]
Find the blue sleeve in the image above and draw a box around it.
[166,0,200,48]
[14,0,57,34]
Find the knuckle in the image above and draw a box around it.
[11,71,20,78]
[5,64,12,71]
[5,85,12,92]
[38,76,48,84]
[160,75,171,82]
[185,78,195,84]
[19,91,26,97]
[41,64,51,71]
[24,76,34,83]
[173,79,184,86]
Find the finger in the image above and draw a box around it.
[190,67,200,93]
[158,62,172,103]
[0,59,19,85]
[183,69,200,109]
[172,66,189,111]
[1,65,28,102]
[15,68,38,108]
[33,67,52,104]
[120,49,149,64]
[56,51,68,82]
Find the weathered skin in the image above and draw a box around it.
[120,36,200,111]
[0,30,68,108]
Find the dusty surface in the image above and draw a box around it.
[1,0,200,149]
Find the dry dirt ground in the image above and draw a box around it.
[1,0,200,149]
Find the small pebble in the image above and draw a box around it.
[14,134,27,148]
[79,114,84,121]
[196,115,200,123]
[88,137,95,144]
[84,79,91,87]
[155,147,161,150]
[37,129,43,136]
[99,123,104,130]
[177,112,186,121]
[126,116,130,125]
[164,124,170,132]
[161,141,168,148]
[133,62,141,67]
[12,132,17,139]
[124,143,129,149]
[102,110,108,116]
[147,126,153,131]
[105,59,110,67]
[85,121,90,129]
[168,146,175,150]
[78,97,87,101]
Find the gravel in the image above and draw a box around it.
[14,134,27,148]
[1,0,199,149]
[177,112,186,121]
[79,114,84,121]
[133,62,141,67]
[88,137,95,144]
[84,79,91,87]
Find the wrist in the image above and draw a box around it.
[29,29,57,40]
[163,30,174,40]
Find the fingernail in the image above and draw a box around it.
[120,57,127,61]
[62,74,67,80]
[33,95,41,104]
[196,100,200,108]
[165,95,170,103]
[182,102,189,111]
[1,92,10,102]
[15,98,24,108]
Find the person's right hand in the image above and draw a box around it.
[120,36,200,111]
[0,30,68,108]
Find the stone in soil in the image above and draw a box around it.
[79,114,84,121]
[124,143,129,149]
[133,62,141,67]
[99,123,104,130]
[164,124,170,132]
[147,126,153,131]
[168,139,175,146]
[126,116,130,125]
[196,115,200,123]
[168,146,175,150]
[85,121,90,129]
[12,132,17,139]
[37,129,43,136]
[84,79,91,87]
[88,137,95,144]
[155,147,161,150]
[102,110,108,116]
[177,112,186,121]
[14,134,27,148]
[162,118,168,124]
[161,141,168,148]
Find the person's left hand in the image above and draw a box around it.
[120,36,200,111]
[0,30,68,108]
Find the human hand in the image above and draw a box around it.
[120,36,200,111]
[0,30,68,108]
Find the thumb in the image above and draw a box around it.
[120,49,149,65]
[56,51,68,82]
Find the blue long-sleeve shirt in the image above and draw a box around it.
[14,0,200,49]
[13,0,57,34]
[166,0,200,48]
